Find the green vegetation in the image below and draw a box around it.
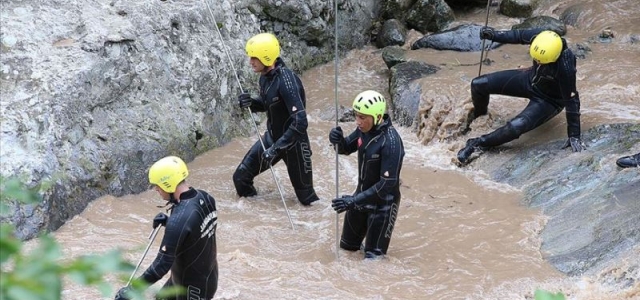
[0,176,157,300]
[535,289,566,300]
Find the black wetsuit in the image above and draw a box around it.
[140,188,218,300]
[470,28,581,147]
[232,58,319,205]
[334,115,405,258]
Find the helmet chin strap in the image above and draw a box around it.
[156,193,179,212]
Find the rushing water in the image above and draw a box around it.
[45,0,639,299]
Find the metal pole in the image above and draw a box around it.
[478,0,492,77]
[202,0,294,230]
[333,0,340,259]
[126,226,161,286]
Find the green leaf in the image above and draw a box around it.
[535,289,566,300]
[0,176,42,207]
[0,224,21,263]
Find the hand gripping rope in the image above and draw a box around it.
[478,0,492,76]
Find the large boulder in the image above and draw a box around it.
[500,0,540,18]
[489,123,640,275]
[0,0,381,239]
[388,61,439,126]
[376,19,408,48]
[511,16,567,36]
[405,0,455,33]
[412,24,502,51]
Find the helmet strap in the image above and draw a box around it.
[156,193,178,210]
[168,193,178,204]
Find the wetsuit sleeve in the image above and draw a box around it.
[491,28,544,44]
[139,210,188,284]
[558,48,581,138]
[354,130,404,206]
[337,130,360,155]
[271,69,308,151]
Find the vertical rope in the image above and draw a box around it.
[478,0,492,76]
[333,0,340,259]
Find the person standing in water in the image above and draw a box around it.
[115,156,218,300]
[233,32,319,206]
[458,28,585,165]
[329,90,405,259]
[616,152,640,168]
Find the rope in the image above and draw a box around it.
[202,0,294,230]
[478,0,492,77]
[333,0,340,259]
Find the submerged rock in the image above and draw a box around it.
[489,123,640,275]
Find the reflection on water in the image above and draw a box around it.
[51,0,639,299]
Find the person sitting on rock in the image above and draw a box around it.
[457,28,585,165]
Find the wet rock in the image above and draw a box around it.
[381,45,409,69]
[489,123,640,275]
[560,3,588,27]
[571,43,592,59]
[376,19,407,49]
[412,24,503,51]
[1,0,381,239]
[317,105,355,123]
[500,0,540,18]
[511,16,566,36]
[406,0,455,34]
[380,0,415,21]
[389,61,439,126]
[444,0,489,9]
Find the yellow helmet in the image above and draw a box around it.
[529,30,562,64]
[148,156,189,193]
[245,33,280,67]
[352,90,387,125]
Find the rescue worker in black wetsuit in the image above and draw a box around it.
[329,90,405,259]
[457,28,586,165]
[115,156,218,300]
[233,32,319,206]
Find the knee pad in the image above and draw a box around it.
[233,164,257,197]
[471,76,489,92]
[232,164,252,183]
[471,76,490,116]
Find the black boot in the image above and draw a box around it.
[616,153,640,168]
[457,138,484,165]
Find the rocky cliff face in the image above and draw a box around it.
[0,0,381,239]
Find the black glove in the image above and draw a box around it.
[331,195,357,213]
[262,146,278,166]
[562,137,586,152]
[152,212,168,229]
[114,286,131,300]
[479,26,495,40]
[329,126,345,146]
[238,92,253,109]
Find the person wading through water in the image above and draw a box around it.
[115,156,218,300]
[329,90,405,259]
[232,32,320,206]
